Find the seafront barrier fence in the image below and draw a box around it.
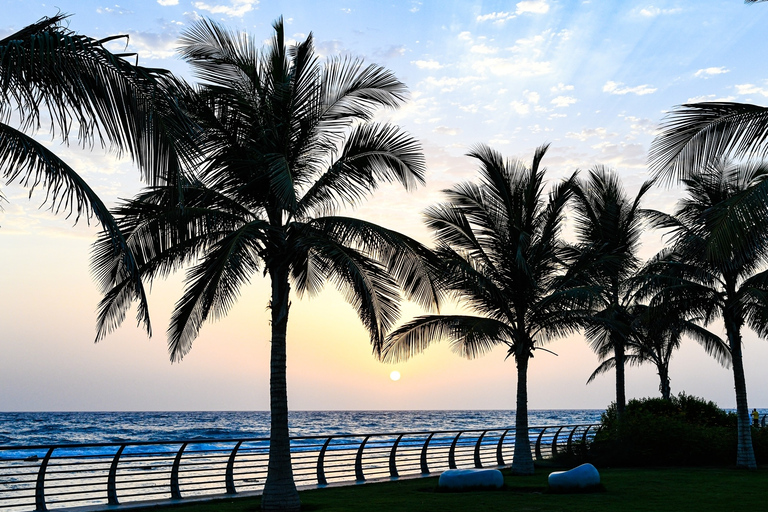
[0,423,598,511]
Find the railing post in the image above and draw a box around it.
[34,447,54,512]
[551,426,565,458]
[420,433,435,474]
[389,434,404,478]
[473,431,488,468]
[496,429,509,466]
[170,443,188,500]
[225,441,243,495]
[581,424,594,453]
[316,437,332,485]
[534,428,547,461]
[448,432,463,469]
[355,436,371,482]
[107,445,126,505]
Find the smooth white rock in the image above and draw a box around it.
[548,463,600,489]
[438,468,504,489]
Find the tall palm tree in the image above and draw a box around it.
[94,18,438,511]
[1,14,195,335]
[587,301,729,401]
[642,161,768,468]
[382,144,577,475]
[567,168,653,418]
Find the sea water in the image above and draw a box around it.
[0,410,603,447]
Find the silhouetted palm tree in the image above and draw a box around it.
[94,18,438,511]
[642,161,768,468]
[382,144,577,475]
[567,168,653,418]
[1,14,194,334]
[588,300,729,401]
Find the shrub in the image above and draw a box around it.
[590,393,738,466]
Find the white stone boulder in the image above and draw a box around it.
[438,468,504,490]
[548,463,600,490]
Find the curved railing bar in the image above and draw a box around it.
[170,443,188,500]
[420,433,435,474]
[534,427,547,461]
[316,437,333,486]
[34,447,55,512]
[448,431,463,470]
[389,434,404,478]
[354,436,371,482]
[107,444,126,505]
[496,429,509,466]
[550,426,565,459]
[473,430,488,468]
[225,441,243,494]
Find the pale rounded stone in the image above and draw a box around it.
[548,463,600,490]
[438,468,504,489]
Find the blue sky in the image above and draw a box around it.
[2,0,768,412]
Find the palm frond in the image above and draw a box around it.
[381,315,512,363]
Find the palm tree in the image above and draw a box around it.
[381,144,577,475]
[1,14,195,334]
[93,18,438,511]
[587,301,729,401]
[567,167,653,418]
[642,161,768,468]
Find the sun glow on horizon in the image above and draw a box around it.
[390,371,401,381]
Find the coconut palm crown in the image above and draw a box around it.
[1,13,196,337]
[93,18,439,511]
[565,168,653,418]
[381,144,577,475]
[641,161,768,468]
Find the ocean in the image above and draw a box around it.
[0,410,603,447]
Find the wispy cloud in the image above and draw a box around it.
[638,6,682,17]
[193,0,257,17]
[434,126,461,135]
[694,67,729,78]
[157,0,179,5]
[686,94,736,103]
[551,95,577,107]
[96,5,134,15]
[476,0,549,24]
[411,59,443,70]
[566,127,616,141]
[550,83,574,93]
[735,83,768,97]
[603,81,657,96]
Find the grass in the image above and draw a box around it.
[131,466,768,512]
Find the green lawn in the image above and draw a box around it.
[132,466,768,512]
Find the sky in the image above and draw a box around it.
[2,0,768,412]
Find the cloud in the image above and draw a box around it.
[473,57,552,77]
[694,67,729,78]
[686,94,736,103]
[341,8,351,14]
[735,83,768,97]
[193,0,257,17]
[411,59,443,70]
[423,76,480,92]
[566,127,616,141]
[470,43,498,54]
[375,45,406,60]
[434,126,461,135]
[603,81,657,96]
[104,29,180,60]
[157,0,179,5]
[96,5,134,15]
[476,0,549,24]
[510,101,531,115]
[550,83,574,93]
[410,1,422,12]
[638,6,682,17]
[551,95,577,107]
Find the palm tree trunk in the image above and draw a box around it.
[613,333,626,419]
[725,316,756,469]
[658,365,671,401]
[511,353,534,475]
[261,266,301,512]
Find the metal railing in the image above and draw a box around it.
[0,423,597,511]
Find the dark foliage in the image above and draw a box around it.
[590,394,744,466]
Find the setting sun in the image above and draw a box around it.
[389,371,401,381]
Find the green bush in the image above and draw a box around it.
[590,393,739,466]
